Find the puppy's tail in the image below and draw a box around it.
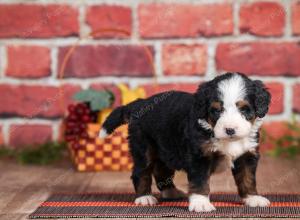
[99,99,142,139]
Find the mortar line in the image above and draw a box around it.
[131,0,139,41]
[52,120,62,141]
[233,0,240,36]
[283,0,292,38]
[0,75,299,85]
[1,35,300,45]
[0,0,236,5]
[205,41,217,80]
[50,47,58,79]
[2,121,9,145]
[0,46,7,78]
[0,118,62,124]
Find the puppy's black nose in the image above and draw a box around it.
[225,128,235,136]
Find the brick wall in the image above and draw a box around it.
[0,0,299,148]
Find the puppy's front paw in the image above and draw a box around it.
[243,195,270,207]
[188,194,216,212]
[134,195,158,206]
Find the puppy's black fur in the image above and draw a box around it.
[101,72,271,199]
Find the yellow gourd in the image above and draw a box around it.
[97,84,146,125]
[97,108,113,125]
[117,83,146,105]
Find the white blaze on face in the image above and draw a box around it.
[214,74,251,139]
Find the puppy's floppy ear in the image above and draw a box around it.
[253,80,271,118]
[194,81,212,119]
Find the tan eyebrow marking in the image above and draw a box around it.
[236,100,250,109]
[211,101,222,110]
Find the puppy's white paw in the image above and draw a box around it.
[161,188,186,199]
[135,195,158,206]
[188,194,216,212]
[99,128,108,139]
[243,195,270,207]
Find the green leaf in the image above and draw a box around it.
[73,89,95,101]
[73,89,114,111]
[286,146,299,158]
[0,147,15,158]
[279,135,296,143]
[16,142,67,165]
[90,96,110,111]
[90,91,112,111]
[0,142,67,165]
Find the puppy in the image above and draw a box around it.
[99,72,271,212]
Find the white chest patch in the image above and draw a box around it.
[213,137,256,160]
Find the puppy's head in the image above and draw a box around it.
[195,72,271,140]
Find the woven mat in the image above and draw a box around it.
[29,193,300,218]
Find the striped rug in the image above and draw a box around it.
[29,193,300,218]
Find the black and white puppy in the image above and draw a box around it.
[99,72,271,212]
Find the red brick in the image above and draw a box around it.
[292,1,300,35]
[293,84,300,113]
[58,45,154,78]
[9,124,52,148]
[138,3,233,38]
[0,126,3,146]
[216,42,300,76]
[162,44,207,75]
[6,45,50,78]
[86,5,131,38]
[143,83,199,97]
[0,84,81,118]
[0,4,78,38]
[239,2,285,36]
[266,82,284,114]
[90,83,122,107]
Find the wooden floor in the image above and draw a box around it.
[0,155,299,220]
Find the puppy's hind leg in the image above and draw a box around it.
[130,132,157,206]
[131,161,158,205]
[132,165,157,205]
[153,160,186,199]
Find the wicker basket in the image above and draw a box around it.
[60,28,155,172]
[68,124,132,171]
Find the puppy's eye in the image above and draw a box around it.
[210,107,222,114]
[240,105,251,113]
